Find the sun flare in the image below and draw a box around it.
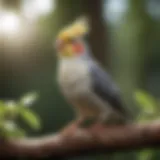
[0,11,21,35]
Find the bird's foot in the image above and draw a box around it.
[60,120,79,136]
[88,117,121,132]
[78,118,97,128]
[102,118,126,126]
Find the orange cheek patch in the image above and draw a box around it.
[73,43,84,54]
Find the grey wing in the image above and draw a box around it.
[89,61,129,118]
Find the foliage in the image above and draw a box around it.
[138,149,153,160]
[134,90,160,160]
[0,92,41,139]
[134,90,159,122]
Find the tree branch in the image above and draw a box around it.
[0,122,160,158]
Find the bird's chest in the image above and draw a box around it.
[57,59,91,98]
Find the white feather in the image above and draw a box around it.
[57,57,91,97]
[57,57,112,118]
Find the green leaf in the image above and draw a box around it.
[0,100,5,107]
[20,92,38,107]
[134,90,157,114]
[1,120,25,138]
[20,108,41,130]
[4,100,19,119]
[0,101,6,117]
[139,149,153,160]
[4,128,26,138]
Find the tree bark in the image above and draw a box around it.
[1,122,160,158]
[84,0,108,66]
[1,0,21,11]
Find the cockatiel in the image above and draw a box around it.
[55,17,130,127]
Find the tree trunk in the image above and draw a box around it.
[1,0,21,11]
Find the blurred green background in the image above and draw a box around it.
[0,0,160,159]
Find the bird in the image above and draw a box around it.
[54,17,131,128]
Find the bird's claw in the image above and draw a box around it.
[78,118,97,128]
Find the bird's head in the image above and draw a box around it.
[54,17,89,58]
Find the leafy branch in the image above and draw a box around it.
[0,92,41,138]
[134,90,160,160]
[135,90,160,122]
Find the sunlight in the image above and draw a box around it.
[22,0,55,20]
[104,0,128,24]
[0,11,21,35]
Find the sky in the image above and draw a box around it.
[22,0,55,20]
[104,0,160,24]
[0,0,55,35]
[103,0,128,24]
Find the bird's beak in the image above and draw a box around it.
[62,45,74,57]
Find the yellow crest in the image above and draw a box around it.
[57,17,89,42]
